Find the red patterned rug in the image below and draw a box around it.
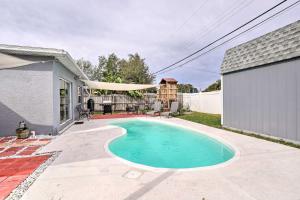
[0,136,52,199]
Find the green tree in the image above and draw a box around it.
[77,53,156,95]
[203,80,221,92]
[119,53,155,84]
[178,84,199,93]
[76,58,94,79]
[100,54,122,83]
[89,56,105,81]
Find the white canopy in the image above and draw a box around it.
[0,53,39,69]
[82,80,157,91]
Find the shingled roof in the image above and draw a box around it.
[221,20,300,74]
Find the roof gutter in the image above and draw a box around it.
[60,51,89,80]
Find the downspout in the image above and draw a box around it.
[81,84,91,112]
[83,85,91,99]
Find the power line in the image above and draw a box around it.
[163,0,250,67]
[173,1,209,34]
[157,1,300,75]
[156,0,300,75]
[159,0,254,74]
[165,1,209,45]
[192,68,219,74]
[183,0,254,50]
[153,0,287,75]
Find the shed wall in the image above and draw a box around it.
[223,58,300,142]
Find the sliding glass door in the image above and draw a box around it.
[60,79,72,124]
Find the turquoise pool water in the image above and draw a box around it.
[109,120,235,169]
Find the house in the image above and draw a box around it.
[0,44,88,136]
[157,78,178,109]
[221,20,300,142]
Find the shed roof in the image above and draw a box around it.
[160,78,178,84]
[0,44,88,80]
[221,20,300,74]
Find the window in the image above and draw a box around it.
[60,79,71,124]
[78,86,82,103]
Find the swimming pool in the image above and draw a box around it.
[108,119,235,169]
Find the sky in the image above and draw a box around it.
[0,0,299,90]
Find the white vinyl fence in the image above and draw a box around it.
[181,91,222,114]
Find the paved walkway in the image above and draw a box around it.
[0,137,52,200]
[21,118,300,200]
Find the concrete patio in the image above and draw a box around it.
[21,118,300,200]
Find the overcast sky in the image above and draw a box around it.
[0,0,299,89]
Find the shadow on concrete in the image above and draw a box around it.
[124,170,175,200]
[0,101,54,136]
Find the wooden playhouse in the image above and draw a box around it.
[157,78,178,109]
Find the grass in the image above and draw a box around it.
[177,112,222,128]
[177,112,300,149]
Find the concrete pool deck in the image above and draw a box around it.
[21,117,300,200]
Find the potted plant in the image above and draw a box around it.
[16,121,30,139]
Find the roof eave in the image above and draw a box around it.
[0,44,89,80]
[58,51,89,80]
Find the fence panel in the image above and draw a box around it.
[181,91,221,114]
[83,92,220,114]
[83,93,157,112]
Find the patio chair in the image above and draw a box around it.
[76,104,90,120]
[126,104,139,114]
[146,101,161,116]
[161,102,179,118]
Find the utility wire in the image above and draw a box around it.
[175,0,253,78]
[173,1,209,34]
[162,0,249,68]
[153,0,287,75]
[183,0,254,50]
[191,68,219,74]
[156,0,300,75]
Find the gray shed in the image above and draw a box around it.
[221,20,300,143]
[0,44,88,136]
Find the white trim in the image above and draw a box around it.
[104,118,240,172]
[221,75,224,125]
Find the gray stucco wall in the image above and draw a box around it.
[0,59,54,136]
[53,61,83,132]
[223,58,300,142]
[0,56,84,136]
